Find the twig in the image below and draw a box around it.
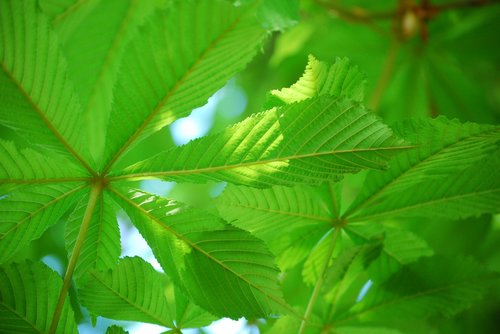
[368,39,400,112]
[298,227,342,334]
[48,183,103,334]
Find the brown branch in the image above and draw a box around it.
[315,0,500,23]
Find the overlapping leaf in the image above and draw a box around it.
[322,242,382,312]
[0,183,86,263]
[50,0,158,159]
[0,0,91,168]
[102,0,273,170]
[216,184,432,277]
[0,0,498,332]
[216,183,333,269]
[80,256,215,329]
[343,224,433,281]
[65,191,121,281]
[0,140,86,183]
[345,117,500,221]
[268,55,366,106]
[331,256,499,325]
[113,96,408,187]
[0,261,78,334]
[110,188,287,319]
[349,153,500,221]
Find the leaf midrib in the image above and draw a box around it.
[0,177,89,185]
[102,4,251,174]
[218,202,332,223]
[109,186,298,317]
[0,302,43,333]
[0,184,87,239]
[110,145,414,180]
[344,127,500,219]
[84,0,137,114]
[0,63,95,176]
[349,188,500,222]
[87,270,173,327]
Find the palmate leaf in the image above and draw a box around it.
[110,188,287,319]
[0,183,86,264]
[0,0,299,326]
[113,96,408,187]
[65,191,121,282]
[0,0,91,171]
[79,256,215,329]
[331,256,499,326]
[101,0,274,170]
[345,117,500,221]
[0,261,77,334]
[216,184,432,277]
[1,0,498,332]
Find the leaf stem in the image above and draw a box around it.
[298,227,341,334]
[48,182,103,334]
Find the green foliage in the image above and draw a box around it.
[0,0,499,333]
[0,261,78,334]
[80,256,214,328]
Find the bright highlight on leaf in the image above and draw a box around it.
[0,0,498,333]
[114,96,409,186]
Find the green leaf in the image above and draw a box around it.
[216,183,333,269]
[170,284,216,329]
[321,241,383,317]
[0,183,86,264]
[113,96,408,187]
[0,0,91,170]
[52,0,158,159]
[333,256,499,325]
[302,229,341,286]
[268,55,366,106]
[106,325,129,334]
[345,117,500,221]
[334,327,404,334]
[344,224,434,281]
[0,140,87,183]
[347,153,500,221]
[0,261,78,334]
[256,0,299,31]
[102,0,272,170]
[110,188,287,319]
[80,257,214,328]
[65,191,121,282]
